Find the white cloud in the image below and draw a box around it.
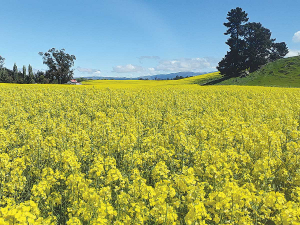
[293,31,300,43]
[285,49,300,57]
[112,64,144,73]
[286,49,300,57]
[155,58,217,72]
[77,67,101,75]
[111,57,218,77]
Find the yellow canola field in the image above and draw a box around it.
[0,82,300,224]
[81,72,222,88]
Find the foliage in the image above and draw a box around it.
[0,82,300,224]
[217,7,249,77]
[22,65,26,80]
[76,77,88,82]
[218,7,288,77]
[35,71,49,84]
[173,75,190,80]
[0,68,13,83]
[39,48,76,84]
[0,63,45,84]
[244,22,273,72]
[269,42,289,62]
[27,64,35,84]
[0,50,75,84]
[13,63,18,81]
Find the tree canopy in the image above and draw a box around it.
[13,63,18,81]
[39,48,76,84]
[0,49,76,84]
[217,7,249,77]
[217,7,288,77]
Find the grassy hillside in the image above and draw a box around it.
[217,56,300,87]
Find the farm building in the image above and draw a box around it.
[67,79,82,85]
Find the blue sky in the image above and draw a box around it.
[0,0,299,78]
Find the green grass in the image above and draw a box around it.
[216,56,300,87]
[183,56,300,88]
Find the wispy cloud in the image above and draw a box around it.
[154,57,217,72]
[111,57,218,77]
[77,67,101,75]
[112,64,144,73]
[138,56,160,63]
[292,31,300,43]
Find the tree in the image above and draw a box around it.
[217,7,249,77]
[0,68,13,83]
[243,22,288,72]
[13,63,18,81]
[23,65,26,80]
[243,22,273,72]
[269,42,289,62]
[0,55,4,81]
[35,70,49,83]
[218,8,288,76]
[28,64,35,83]
[39,48,76,84]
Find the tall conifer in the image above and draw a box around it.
[217,7,248,77]
[13,63,18,81]
[23,65,26,79]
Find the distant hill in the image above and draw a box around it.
[75,76,132,80]
[76,71,211,80]
[138,72,208,80]
[214,56,300,87]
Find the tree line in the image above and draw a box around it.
[0,48,76,84]
[0,61,36,84]
[217,7,288,77]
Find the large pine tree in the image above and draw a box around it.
[218,7,288,77]
[243,22,288,72]
[244,22,273,72]
[217,7,249,77]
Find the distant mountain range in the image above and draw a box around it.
[75,72,214,80]
[138,72,208,80]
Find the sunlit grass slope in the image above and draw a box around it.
[218,56,300,87]
[178,72,222,85]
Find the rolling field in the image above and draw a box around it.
[81,72,222,88]
[0,81,300,224]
